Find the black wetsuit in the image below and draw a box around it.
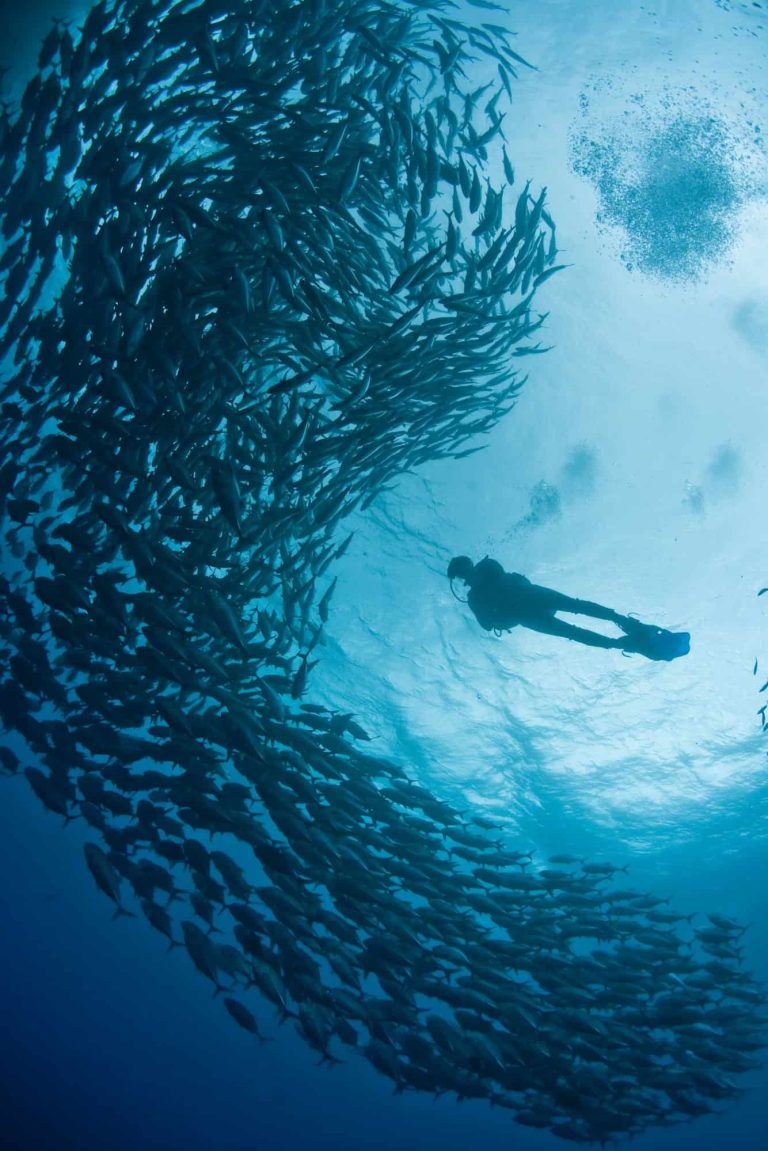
[467,558,631,650]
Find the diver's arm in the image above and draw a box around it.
[467,588,497,630]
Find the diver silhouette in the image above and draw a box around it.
[448,556,690,661]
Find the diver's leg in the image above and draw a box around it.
[523,614,624,650]
[531,588,626,625]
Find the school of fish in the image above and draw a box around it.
[0,0,765,1143]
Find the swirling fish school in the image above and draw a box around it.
[0,0,764,1145]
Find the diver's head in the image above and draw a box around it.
[448,555,474,584]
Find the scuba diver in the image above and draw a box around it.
[448,555,690,661]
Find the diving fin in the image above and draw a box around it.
[621,621,690,662]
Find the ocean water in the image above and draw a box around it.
[1,1,767,1148]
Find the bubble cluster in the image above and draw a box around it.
[570,81,765,281]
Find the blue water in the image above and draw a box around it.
[2,1,768,1148]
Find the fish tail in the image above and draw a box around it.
[111,905,137,921]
